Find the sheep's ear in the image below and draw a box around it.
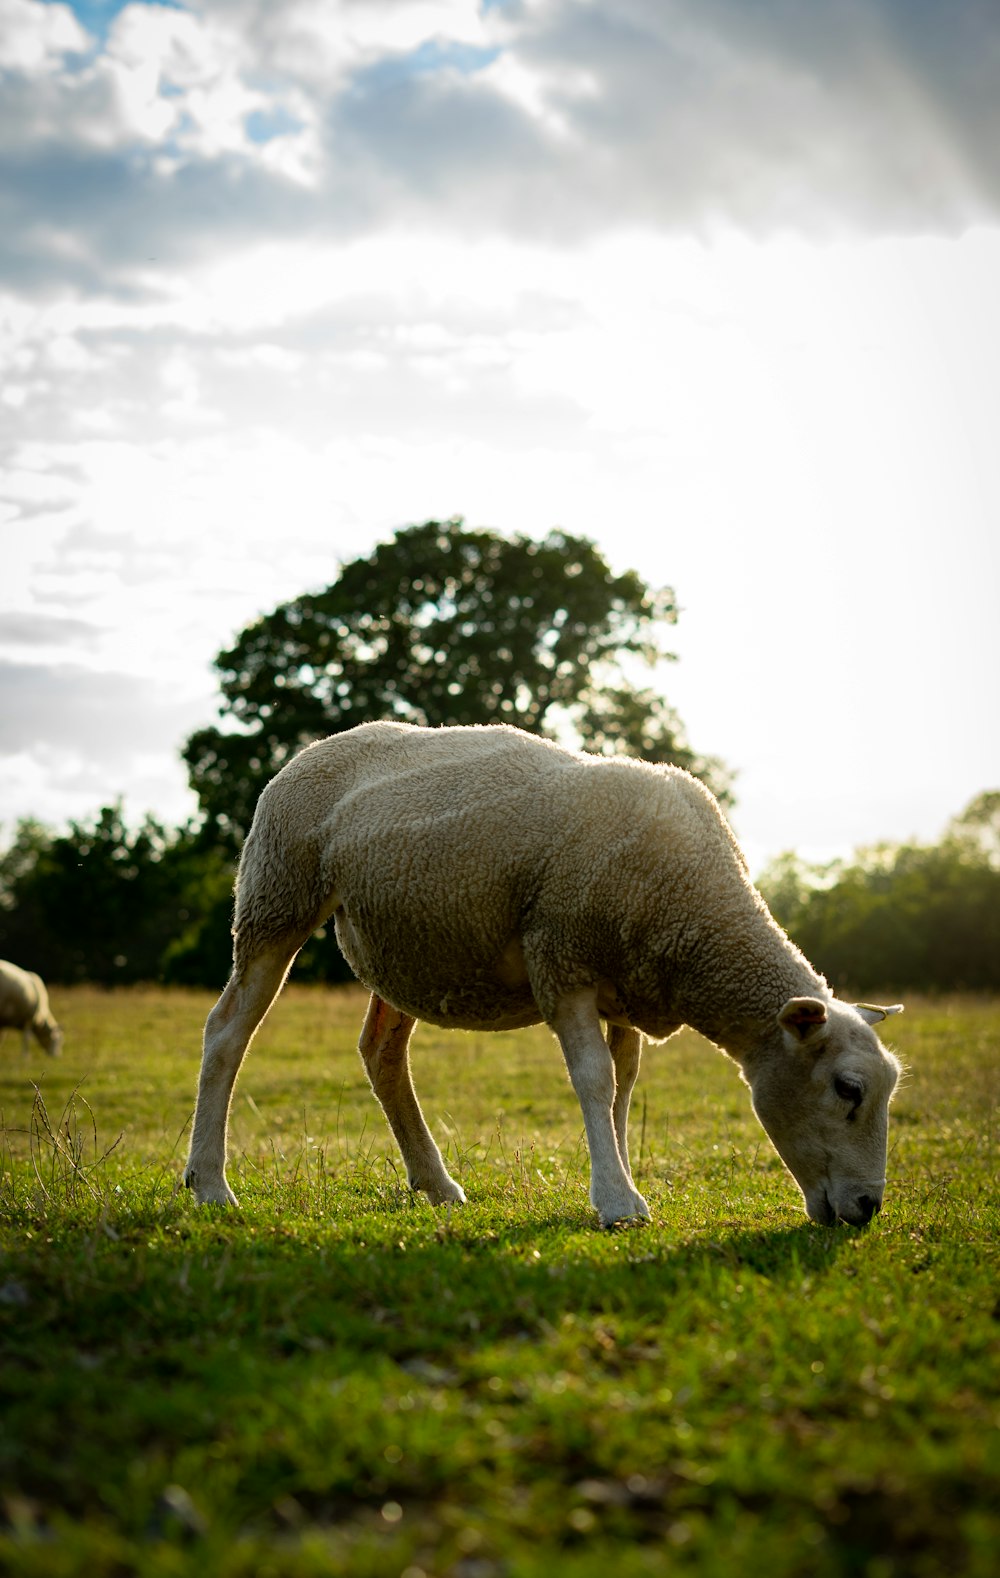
[853,1003,904,1026]
[778,996,830,1050]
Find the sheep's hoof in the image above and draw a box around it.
[183,1168,239,1207]
[416,1176,467,1207]
[596,1190,650,1229]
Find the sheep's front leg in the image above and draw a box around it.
[552,990,650,1227]
[607,1024,642,1184]
[359,993,466,1206]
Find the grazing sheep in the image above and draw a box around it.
[0,960,63,1057]
[184,721,903,1227]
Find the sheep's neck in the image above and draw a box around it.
[672,891,827,1064]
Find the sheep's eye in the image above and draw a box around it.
[834,1075,864,1116]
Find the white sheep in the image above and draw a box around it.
[0,960,63,1057]
[184,721,903,1227]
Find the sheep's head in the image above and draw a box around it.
[38,1021,63,1057]
[746,998,903,1225]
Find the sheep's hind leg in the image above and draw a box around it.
[359,993,466,1206]
[184,941,298,1206]
[552,990,650,1227]
[608,1024,643,1185]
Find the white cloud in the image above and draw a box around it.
[485,46,599,141]
[216,0,492,84]
[103,2,268,155]
[0,0,89,71]
[0,740,200,833]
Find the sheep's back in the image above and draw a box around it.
[242,721,744,1030]
[0,961,38,1029]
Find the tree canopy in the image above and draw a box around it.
[184,518,730,843]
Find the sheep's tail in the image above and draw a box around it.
[230,785,330,973]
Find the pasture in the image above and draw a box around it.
[1,985,998,1576]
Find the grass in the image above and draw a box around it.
[1,985,998,1577]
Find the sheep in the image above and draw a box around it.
[0,960,63,1057]
[184,720,903,1227]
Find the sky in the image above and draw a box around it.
[2,0,999,873]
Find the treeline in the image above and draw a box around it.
[757,792,1000,995]
[2,792,997,994]
[0,808,226,987]
[0,805,349,988]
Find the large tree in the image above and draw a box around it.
[184,519,730,842]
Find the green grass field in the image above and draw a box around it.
[1,986,998,1577]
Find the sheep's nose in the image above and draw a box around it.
[856,1194,881,1225]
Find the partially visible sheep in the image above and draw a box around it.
[184,721,903,1227]
[0,960,63,1056]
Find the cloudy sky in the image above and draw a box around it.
[3,0,998,871]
